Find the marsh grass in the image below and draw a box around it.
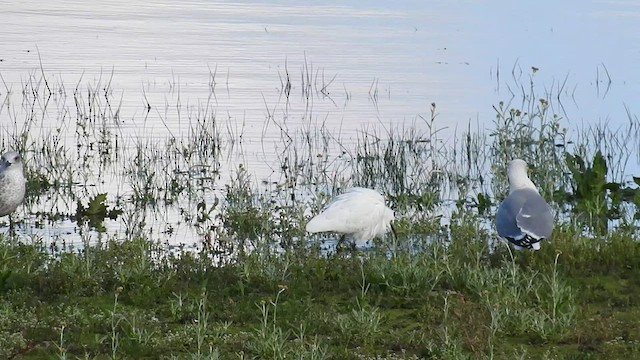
[1,63,640,358]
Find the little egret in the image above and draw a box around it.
[0,151,26,219]
[306,187,395,248]
[495,159,554,250]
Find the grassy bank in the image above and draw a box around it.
[1,224,639,359]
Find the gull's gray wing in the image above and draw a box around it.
[496,188,553,248]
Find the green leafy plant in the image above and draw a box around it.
[563,151,620,234]
[75,193,123,231]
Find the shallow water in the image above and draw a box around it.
[1,0,639,245]
[3,1,639,138]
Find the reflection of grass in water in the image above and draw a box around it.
[3,66,640,238]
[1,65,640,357]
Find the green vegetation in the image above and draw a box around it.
[0,226,639,359]
[1,65,640,358]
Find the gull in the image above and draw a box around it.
[306,187,395,248]
[0,151,26,220]
[495,159,554,250]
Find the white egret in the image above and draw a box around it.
[306,187,395,248]
[495,159,554,250]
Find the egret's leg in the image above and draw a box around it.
[336,234,348,253]
[349,240,357,253]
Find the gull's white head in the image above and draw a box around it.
[0,151,24,174]
[507,159,536,192]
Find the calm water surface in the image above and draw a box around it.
[1,0,639,245]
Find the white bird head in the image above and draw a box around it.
[382,206,395,229]
[383,206,397,239]
[507,159,536,192]
[0,151,24,173]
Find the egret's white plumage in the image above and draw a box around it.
[306,187,394,245]
[0,151,26,218]
[495,159,553,250]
